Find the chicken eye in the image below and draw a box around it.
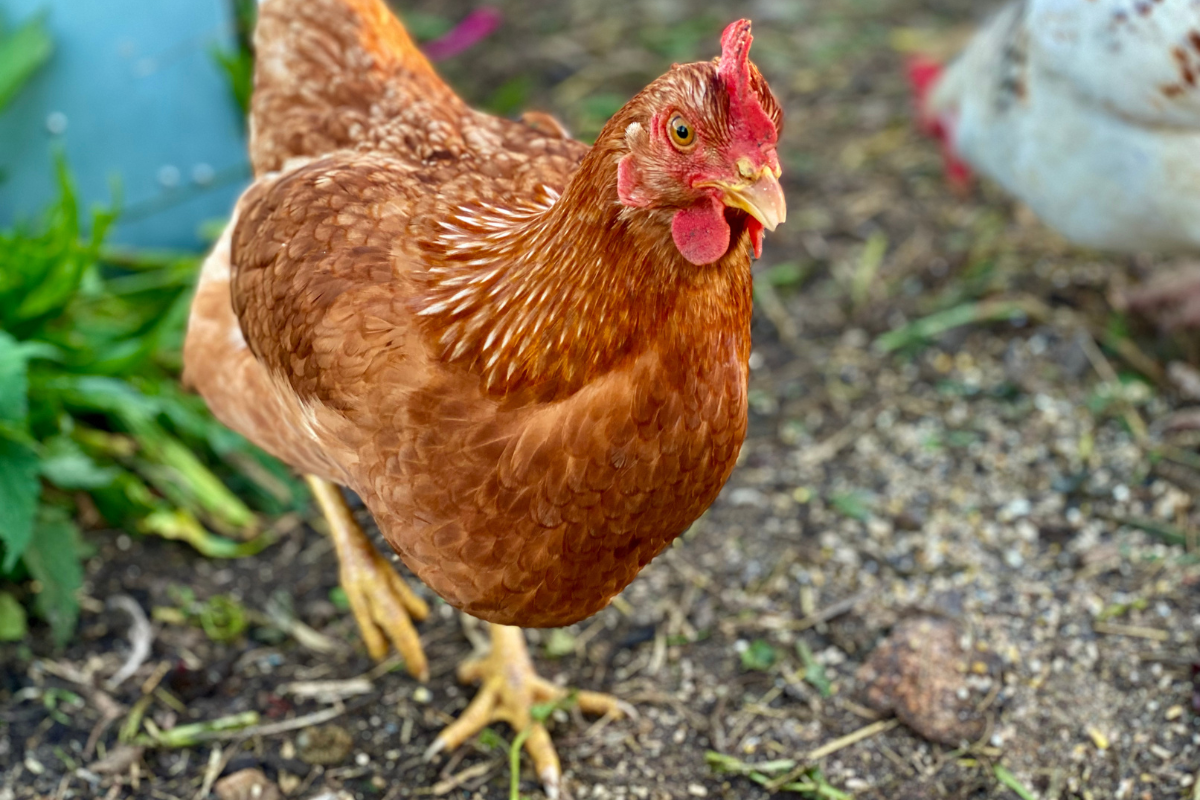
[667,115,695,148]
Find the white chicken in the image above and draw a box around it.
[914,0,1200,257]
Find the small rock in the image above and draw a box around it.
[296,724,354,766]
[729,487,768,508]
[687,783,708,797]
[1168,361,1200,400]
[215,769,282,800]
[88,745,145,775]
[278,772,301,795]
[857,615,991,746]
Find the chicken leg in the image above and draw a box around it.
[426,624,626,799]
[1122,264,1200,330]
[305,476,430,680]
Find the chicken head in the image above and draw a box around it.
[616,20,787,264]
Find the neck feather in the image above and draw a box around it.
[414,118,753,401]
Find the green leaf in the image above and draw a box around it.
[486,75,532,117]
[0,329,30,425]
[198,594,247,642]
[993,765,1037,800]
[329,586,350,612]
[761,261,810,289]
[22,507,83,645]
[401,11,452,41]
[0,590,27,640]
[543,628,576,658]
[796,640,832,698]
[40,436,119,489]
[0,437,41,571]
[0,12,53,112]
[740,639,777,672]
[211,46,254,115]
[829,490,872,522]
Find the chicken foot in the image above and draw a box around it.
[305,476,430,680]
[426,623,627,800]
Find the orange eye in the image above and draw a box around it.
[667,115,695,148]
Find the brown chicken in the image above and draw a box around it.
[183,0,784,793]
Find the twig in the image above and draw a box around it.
[263,593,338,654]
[1096,512,1188,547]
[233,705,347,739]
[755,588,878,632]
[426,760,498,796]
[106,596,154,690]
[874,296,1050,354]
[279,678,373,702]
[140,711,259,748]
[1078,330,1148,441]
[754,280,807,357]
[193,746,222,800]
[1093,622,1170,642]
[1094,328,1164,386]
[795,409,880,469]
[806,718,900,761]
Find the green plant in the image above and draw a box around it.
[0,9,52,113]
[212,0,257,115]
[0,161,305,645]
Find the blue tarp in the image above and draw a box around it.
[0,0,249,249]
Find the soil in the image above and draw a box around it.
[3,0,1199,798]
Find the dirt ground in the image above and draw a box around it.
[3,0,1199,798]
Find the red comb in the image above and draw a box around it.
[718,19,777,148]
[906,55,943,136]
[905,55,973,193]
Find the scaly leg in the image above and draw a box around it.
[305,476,430,681]
[426,624,627,799]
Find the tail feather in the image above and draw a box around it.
[249,0,462,176]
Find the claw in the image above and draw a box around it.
[427,624,627,798]
[305,476,430,681]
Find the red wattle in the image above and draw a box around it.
[747,217,764,259]
[672,198,731,266]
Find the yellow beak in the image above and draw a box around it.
[708,161,787,231]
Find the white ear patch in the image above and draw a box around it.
[624,121,646,146]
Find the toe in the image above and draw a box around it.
[574,689,633,718]
[341,573,388,661]
[522,723,562,800]
[431,679,500,754]
[385,561,430,621]
[366,575,428,680]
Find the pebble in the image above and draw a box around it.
[858,615,989,745]
[296,724,354,766]
[728,487,768,508]
[215,769,282,800]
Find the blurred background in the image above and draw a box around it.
[1,1,1196,799]
[0,0,247,248]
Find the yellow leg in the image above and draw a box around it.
[305,476,430,681]
[426,624,627,799]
